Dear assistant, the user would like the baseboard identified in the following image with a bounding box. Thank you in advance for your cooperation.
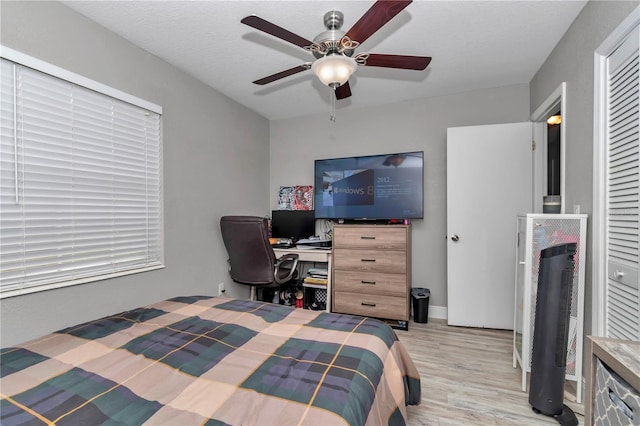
[429,305,447,320]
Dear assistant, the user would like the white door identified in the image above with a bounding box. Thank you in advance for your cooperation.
[604,26,639,340]
[447,123,533,328]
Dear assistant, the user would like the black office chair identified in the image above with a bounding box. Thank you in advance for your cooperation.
[220,216,299,301]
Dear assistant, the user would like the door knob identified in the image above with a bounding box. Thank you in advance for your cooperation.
[451,235,459,242]
[613,270,624,279]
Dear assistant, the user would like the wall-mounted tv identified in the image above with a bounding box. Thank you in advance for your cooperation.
[314,151,424,220]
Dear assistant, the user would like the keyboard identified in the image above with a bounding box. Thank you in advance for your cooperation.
[296,239,332,248]
[272,243,294,249]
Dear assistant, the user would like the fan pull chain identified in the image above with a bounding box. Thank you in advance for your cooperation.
[328,83,339,121]
[330,88,336,122]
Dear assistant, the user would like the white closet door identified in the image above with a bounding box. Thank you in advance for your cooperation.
[605,26,640,340]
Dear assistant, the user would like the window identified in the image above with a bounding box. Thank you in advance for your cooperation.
[0,48,163,298]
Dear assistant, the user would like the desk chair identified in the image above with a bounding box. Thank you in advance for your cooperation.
[220,216,299,301]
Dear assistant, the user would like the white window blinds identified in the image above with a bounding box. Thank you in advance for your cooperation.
[0,55,163,298]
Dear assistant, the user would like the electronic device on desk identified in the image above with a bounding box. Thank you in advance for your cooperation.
[271,210,315,242]
[296,236,332,248]
[272,238,294,249]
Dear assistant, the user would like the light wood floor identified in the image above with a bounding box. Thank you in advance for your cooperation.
[397,319,585,425]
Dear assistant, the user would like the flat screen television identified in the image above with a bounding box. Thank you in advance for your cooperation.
[314,151,424,220]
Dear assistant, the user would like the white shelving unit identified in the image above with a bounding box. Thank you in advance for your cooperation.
[513,213,588,403]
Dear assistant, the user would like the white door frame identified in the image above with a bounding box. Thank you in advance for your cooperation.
[592,6,640,337]
[531,82,567,214]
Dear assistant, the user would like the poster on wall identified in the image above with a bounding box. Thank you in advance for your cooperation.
[293,185,313,210]
[278,185,313,210]
[278,186,294,210]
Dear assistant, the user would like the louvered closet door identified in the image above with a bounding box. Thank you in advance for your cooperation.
[605,26,639,340]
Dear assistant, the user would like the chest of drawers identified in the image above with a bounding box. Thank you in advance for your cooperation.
[332,224,411,321]
[585,336,640,426]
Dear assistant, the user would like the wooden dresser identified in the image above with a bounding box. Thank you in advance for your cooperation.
[332,224,411,321]
[585,336,640,426]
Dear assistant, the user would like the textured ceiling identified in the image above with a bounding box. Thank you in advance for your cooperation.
[61,0,587,121]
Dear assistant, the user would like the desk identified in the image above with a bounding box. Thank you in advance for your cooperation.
[274,247,332,313]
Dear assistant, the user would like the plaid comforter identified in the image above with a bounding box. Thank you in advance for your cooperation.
[1,296,421,425]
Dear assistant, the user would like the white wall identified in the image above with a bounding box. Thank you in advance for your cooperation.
[270,84,530,309]
[529,0,638,334]
[0,1,270,346]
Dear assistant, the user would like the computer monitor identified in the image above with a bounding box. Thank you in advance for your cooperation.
[271,210,315,241]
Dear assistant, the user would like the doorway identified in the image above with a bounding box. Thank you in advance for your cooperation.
[547,110,562,197]
[531,82,567,214]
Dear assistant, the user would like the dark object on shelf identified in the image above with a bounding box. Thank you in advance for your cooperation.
[279,286,297,306]
[304,286,327,310]
[543,195,562,213]
[383,319,408,331]
[529,243,578,426]
[411,288,430,323]
[308,301,326,311]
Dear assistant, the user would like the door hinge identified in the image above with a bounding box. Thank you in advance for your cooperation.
[532,140,536,151]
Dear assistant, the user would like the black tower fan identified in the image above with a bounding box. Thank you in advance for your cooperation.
[528,243,578,426]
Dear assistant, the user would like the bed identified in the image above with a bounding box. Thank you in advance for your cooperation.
[1,296,421,425]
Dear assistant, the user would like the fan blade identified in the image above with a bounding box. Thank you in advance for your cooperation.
[252,64,311,85]
[241,15,313,49]
[335,81,352,100]
[359,54,431,70]
[343,0,412,45]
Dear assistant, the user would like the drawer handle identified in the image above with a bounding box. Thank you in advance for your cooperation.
[608,389,634,419]
[361,302,376,307]
[361,259,376,262]
[360,236,376,240]
[361,280,376,285]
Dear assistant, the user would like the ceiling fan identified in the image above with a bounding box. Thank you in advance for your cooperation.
[241,0,431,119]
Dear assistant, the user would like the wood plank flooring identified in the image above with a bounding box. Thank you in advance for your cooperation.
[397,319,585,425]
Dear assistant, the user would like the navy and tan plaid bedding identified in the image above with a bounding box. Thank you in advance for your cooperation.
[1,296,421,425]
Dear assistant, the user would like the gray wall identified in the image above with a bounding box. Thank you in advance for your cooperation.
[530,0,638,334]
[270,84,530,310]
[0,1,270,347]
[4,0,635,347]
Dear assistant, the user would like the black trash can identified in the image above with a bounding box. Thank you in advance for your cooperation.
[411,288,430,323]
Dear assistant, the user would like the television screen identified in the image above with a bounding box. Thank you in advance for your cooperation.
[314,151,424,220]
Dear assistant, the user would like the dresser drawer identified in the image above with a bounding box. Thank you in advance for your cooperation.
[333,270,406,296]
[594,358,640,426]
[333,291,408,320]
[333,248,406,273]
[333,226,407,250]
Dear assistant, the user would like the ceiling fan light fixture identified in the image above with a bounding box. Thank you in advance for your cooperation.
[312,54,357,87]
